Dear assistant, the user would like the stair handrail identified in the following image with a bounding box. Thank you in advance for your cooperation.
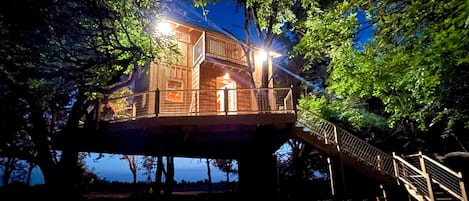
[405,152,468,201]
[297,107,467,201]
[393,153,434,201]
[297,108,395,177]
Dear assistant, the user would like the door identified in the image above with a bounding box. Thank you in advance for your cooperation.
[216,73,237,114]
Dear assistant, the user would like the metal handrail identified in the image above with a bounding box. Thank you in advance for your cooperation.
[297,109,395,176]
[296,107,467,201]
[394,153,434,201]
[406,152,467,201]
[98,87,295,122]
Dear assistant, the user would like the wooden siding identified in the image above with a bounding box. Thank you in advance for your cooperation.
[199,62,256,113]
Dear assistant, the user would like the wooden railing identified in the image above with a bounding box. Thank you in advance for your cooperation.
[193,32,246,66]
[404,152,468,201]
[296,108,468,201]
[297,109,395,176]
[98,88,295,122]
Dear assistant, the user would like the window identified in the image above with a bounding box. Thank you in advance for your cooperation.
[166,79,183,102]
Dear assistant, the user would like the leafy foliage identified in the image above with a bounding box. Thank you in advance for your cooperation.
[294,0,469,152]
[0,0,179,193]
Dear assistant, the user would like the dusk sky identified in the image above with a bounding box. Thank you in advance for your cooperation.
[88,0,247,184]
[30,1,250,185]
[28,1,372,185]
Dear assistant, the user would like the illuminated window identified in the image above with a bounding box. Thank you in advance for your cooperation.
[166,79,183,102]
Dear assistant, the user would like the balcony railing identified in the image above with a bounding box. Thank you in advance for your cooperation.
[193,32,247,67]
[98,88,295,122]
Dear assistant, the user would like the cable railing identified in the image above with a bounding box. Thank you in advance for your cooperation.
[98,87,295,122]
[296,108,467,201]
[405,152,467,201]
[393,153,434,201]
[296,109,395,176]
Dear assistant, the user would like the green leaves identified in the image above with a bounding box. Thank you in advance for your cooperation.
[294,0,469,151]
[246,0,299,35]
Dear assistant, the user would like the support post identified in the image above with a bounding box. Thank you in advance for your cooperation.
[458,172,467,201]
[327,157,336,197]
[224,87,228,116]
[155,88,160,116]
[380,184,387,201]
[419,152,434,201]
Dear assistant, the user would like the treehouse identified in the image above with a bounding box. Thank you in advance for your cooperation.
[106,18,294,119]
[65,17,297,196]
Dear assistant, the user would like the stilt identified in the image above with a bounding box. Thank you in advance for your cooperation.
[327,157,336,197]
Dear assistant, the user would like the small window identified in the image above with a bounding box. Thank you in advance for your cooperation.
[166,79,183,102]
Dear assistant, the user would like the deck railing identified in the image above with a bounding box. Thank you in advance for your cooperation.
[99,87,295,122]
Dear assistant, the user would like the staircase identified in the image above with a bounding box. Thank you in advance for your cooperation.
[295,109,468,201]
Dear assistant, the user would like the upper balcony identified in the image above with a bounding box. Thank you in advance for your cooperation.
[193,32,247,69]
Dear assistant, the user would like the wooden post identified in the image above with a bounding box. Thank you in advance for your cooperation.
[419,152,434,201]
[377,155,383,173]
[458,172,468,201]
[334,125,340,152]
[327,157,336,197]
[392,152,400,185]
[155,89,160,116]
[224,87,228,116]
[95,100,101,129]
[380,184,387,201]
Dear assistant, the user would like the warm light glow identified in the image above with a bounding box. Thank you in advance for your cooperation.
[157,20,172,35]
[255,50,268,62]
[223,73,230,80]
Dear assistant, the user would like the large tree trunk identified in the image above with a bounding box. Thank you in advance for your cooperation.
[29,100,63,197]
[31,93,84,199]
[154,155,164,195]
[164,156,174,196]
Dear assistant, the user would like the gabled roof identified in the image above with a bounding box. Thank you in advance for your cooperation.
[165,1,243,42]
[163,1,281,57]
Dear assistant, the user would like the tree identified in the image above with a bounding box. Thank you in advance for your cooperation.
[121,155,139,194]
[0,0,179,198]
[276,139,329,200]
[294,0,469,154]
[205,158,213,194]
[212,159,237,192]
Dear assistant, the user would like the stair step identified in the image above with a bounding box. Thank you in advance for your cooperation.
[435,198,457,201]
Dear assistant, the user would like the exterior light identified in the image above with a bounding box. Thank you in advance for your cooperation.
[157,20,172,35]
[255,50,268,62]
[223,73,230,80]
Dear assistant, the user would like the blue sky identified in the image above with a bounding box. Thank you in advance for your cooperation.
[28,154,237,185]
[28,1,246,185]
[85,154,237,183]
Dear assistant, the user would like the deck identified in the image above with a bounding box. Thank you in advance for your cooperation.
[60,88,297,158]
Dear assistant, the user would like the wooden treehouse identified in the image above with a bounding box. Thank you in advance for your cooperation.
[62,17,297,196]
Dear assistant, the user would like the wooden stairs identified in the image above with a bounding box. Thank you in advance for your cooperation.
[294,109,467,201]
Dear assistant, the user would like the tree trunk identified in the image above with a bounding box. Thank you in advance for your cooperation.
[29,100,64,198]
[155,155,164,195]
[164,156,174,196]
[206,158,213,194]
[226,171,230,192]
